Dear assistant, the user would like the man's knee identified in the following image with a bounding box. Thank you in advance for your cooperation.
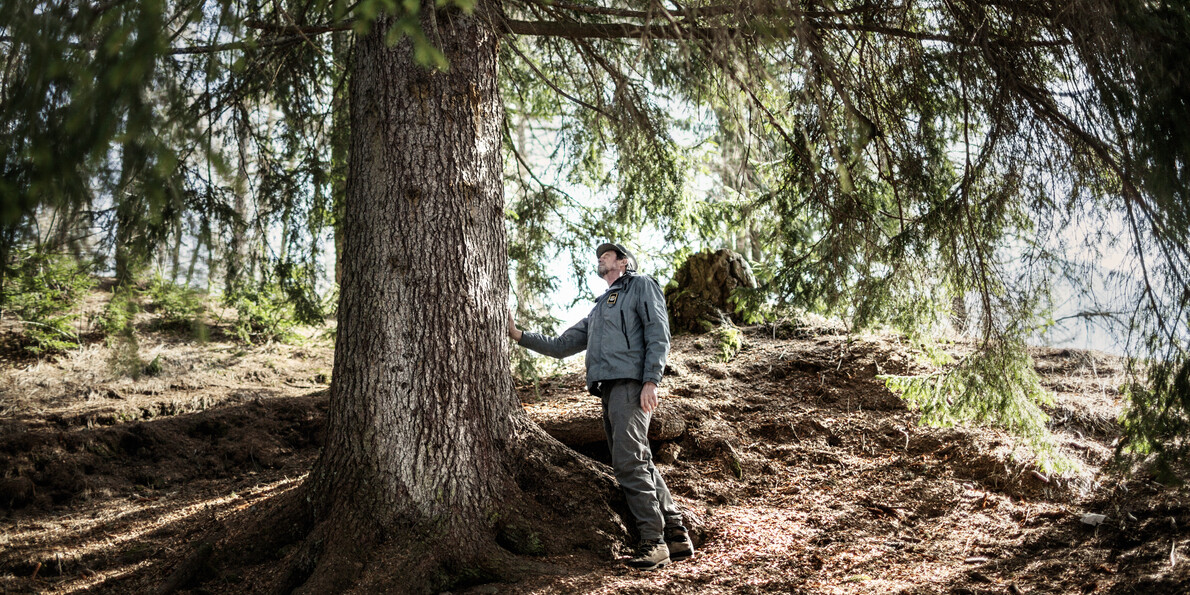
[612,449,655,483]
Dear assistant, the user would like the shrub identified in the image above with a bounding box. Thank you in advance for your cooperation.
[95,287,138,338]
[144,354,163,376]
[882,340,1074,474]
[0,250,92,355]
[107,330,148,379]
[227,282,299,345]
[144,274,207,339]
[728,285,773,325]
[1119,354,1190,482]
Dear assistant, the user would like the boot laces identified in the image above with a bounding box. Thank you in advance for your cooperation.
[635,540,663,557]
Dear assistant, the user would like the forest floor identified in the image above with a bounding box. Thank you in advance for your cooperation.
[1,286,1189,594]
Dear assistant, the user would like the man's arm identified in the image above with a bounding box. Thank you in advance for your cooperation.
[509,311,589,359]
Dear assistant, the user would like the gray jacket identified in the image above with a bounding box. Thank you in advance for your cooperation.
[518,273,670,392]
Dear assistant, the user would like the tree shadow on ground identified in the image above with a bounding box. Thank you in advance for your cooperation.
[0,392,326,593]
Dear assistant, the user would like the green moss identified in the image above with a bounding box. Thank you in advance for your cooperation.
[714,326,743,363]
[729,456,744,480]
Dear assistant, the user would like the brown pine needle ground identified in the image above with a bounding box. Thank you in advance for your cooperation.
[1,292,1188,594]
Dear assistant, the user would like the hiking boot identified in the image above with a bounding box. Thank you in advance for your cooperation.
[626,539,670,570]
[664,526,695,561]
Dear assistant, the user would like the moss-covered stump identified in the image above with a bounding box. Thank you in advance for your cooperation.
[665,249,758,332]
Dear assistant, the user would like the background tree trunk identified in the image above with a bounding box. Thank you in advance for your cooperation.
[331,30,349,289]
[113,147,140,288]
[225,106,250,294]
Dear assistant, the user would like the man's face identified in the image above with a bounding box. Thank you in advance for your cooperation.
[597,250,624,277]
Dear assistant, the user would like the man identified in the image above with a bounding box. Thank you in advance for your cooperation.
[508,242,694,571]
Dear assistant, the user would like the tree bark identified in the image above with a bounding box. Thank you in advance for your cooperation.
[113,147,141,288]
[225,107,250,293]
[168,224,182,283]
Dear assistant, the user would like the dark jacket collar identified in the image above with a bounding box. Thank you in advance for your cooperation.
[597,272,634,300]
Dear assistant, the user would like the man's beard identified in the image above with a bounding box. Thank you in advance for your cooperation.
[597,262,610,276]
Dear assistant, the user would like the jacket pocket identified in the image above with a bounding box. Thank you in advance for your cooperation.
[620,310,631,349]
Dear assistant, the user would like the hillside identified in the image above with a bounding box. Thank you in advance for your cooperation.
[1,290,1188,594]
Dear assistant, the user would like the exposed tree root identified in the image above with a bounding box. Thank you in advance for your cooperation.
[504,412,634,555]
[156,541,213,595]
[180,410,632,594]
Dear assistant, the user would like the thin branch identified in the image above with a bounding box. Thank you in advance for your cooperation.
[168,35,305,55]
[531,0,894,22]
[538,1,654,19]
[505,41,611,117]
[812,21,1070,48]
[244,19,352,34]
[503,116,587,210]
[503,18,728,39]
[204,15,1070,47]
[1053,311,1123,323]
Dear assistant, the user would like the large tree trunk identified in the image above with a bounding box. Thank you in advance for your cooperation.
[256,7,629,594]
[309,0,512,538]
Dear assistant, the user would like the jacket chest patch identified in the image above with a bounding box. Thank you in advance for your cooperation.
[607,293,618,305]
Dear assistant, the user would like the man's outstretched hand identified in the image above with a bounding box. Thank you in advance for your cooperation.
[640,381,659,413]
[507,311,523,342]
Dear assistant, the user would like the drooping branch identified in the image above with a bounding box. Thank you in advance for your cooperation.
[502,18,730,39]
[505,40,611,117]
[815,21,1070,48]
[531,0,901,23]
[244,19,352,34]
[168,35,307,55]
[161,13,1073,47]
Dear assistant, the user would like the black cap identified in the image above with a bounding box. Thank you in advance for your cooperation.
[596,242,637,272]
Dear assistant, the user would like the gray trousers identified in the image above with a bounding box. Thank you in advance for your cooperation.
[601,379,684,541]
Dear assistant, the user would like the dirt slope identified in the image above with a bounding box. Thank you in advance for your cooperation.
[1,293,1188,594]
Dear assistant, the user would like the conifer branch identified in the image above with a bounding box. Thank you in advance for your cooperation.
[244,20,352,34]
[505,41,611,117]
[168,35,307,55]
[537,0,890,21]
[502,18,727,39]
[204,14,1069,48]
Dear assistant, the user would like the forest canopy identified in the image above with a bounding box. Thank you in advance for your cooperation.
[2,0,1189,473]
